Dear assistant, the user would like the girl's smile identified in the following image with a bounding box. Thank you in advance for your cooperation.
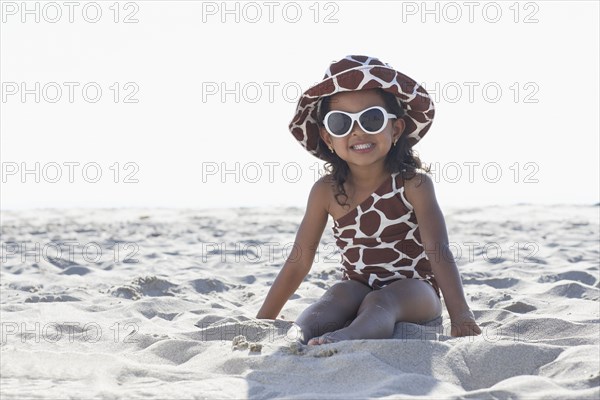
[349,141,375,152]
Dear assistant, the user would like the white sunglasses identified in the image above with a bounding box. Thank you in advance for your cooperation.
[323,106,397,138]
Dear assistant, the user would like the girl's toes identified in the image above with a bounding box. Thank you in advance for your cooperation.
[307,337,323,346]
[308,333,341,345]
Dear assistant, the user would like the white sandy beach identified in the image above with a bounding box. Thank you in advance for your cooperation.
[0,204,598,399]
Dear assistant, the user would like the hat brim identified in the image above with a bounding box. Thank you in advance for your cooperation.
[289,65,435,161]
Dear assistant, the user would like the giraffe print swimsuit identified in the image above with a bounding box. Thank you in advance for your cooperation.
[332,171,441,298]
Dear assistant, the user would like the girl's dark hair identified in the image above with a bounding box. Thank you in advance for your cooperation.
[317,88,431,209]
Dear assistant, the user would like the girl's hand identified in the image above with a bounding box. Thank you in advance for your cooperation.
[450,309,482,337]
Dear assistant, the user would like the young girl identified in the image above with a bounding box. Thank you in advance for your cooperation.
[256,55,481,345]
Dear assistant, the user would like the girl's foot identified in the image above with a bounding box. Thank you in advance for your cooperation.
[307,331,350,345]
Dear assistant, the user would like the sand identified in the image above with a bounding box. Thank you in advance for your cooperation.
[1,204,598,399]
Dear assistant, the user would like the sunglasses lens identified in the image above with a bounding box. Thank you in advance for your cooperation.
[359,108,386,133]
[327,113,353,136]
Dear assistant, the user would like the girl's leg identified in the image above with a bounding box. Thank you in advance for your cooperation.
[290,280,372,345]
[309,278,442,344]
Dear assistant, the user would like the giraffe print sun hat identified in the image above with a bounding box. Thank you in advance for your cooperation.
[289,55,435,161]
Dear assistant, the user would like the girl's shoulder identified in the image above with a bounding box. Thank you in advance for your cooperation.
[306,174,335,215]
[403,171,436,207]
[311,173,336,191]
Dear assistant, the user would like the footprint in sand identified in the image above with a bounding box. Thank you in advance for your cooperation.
[110,276,178,300]
[503,301,537,313]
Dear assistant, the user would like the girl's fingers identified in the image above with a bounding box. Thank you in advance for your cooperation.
[451,321,482,337]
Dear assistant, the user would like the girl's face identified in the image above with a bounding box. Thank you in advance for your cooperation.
[319,89,405,168]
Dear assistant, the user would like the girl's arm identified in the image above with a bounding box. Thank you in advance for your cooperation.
[405,173,482,336]
[256,178,329,320]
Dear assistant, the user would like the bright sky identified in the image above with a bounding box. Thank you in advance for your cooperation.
[1,1,598,210]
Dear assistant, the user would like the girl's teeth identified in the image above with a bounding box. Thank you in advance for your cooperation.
[353,143,373,150]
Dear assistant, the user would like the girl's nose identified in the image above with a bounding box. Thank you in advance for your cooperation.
[350,121,366,136]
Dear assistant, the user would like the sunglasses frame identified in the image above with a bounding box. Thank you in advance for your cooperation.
[323,106,397,138]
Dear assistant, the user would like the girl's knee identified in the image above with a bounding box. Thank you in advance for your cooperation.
[321,280,371,314]
[357,290,393,314]
[357,280,442,322]
[324,280,370,300]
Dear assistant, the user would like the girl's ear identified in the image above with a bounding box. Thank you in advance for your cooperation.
[393,118,406,142]
[319,127,332,147]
